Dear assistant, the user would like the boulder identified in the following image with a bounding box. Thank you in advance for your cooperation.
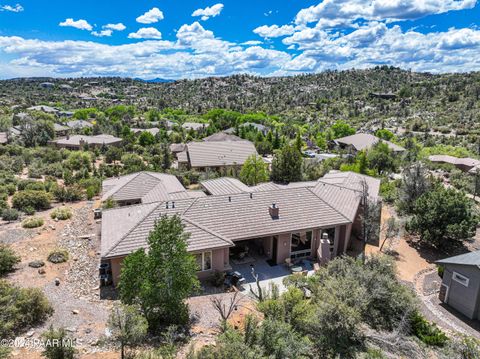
[28,260,45,268]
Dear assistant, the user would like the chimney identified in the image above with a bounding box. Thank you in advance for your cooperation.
[269,203,279,219]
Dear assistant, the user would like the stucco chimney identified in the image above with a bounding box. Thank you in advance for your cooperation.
[269,203,279,219]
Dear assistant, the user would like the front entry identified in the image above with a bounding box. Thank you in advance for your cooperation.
[271,235,278,265]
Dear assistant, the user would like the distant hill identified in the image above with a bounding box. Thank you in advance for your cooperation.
[134,78,174,83]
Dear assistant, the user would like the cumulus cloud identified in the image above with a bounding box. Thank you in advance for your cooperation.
[295,0,477,26]
[91,30,113,37]
[1,3,23,12]
[136,7,164,24]
[59,18,93,31]
[192,3,224,21]
[253,24,296,38]
[128,27,162,39]
[104,23,126,31]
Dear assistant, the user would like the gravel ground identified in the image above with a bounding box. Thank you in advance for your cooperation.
[0,226,35,244]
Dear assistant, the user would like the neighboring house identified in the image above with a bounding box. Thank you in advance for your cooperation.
[131,128,160,137]
[101,171,205,207]
[179,140,258,171]
[437,251,480,320]
[50,134,122,150]
[203,132,243,142]
[429,155,480,173]
[241,122,268,135]
[170,143,187,158]
[100,170,380,285]
[53,123,70,137]
[27,105,58,114]
[39,82,55,89]
[334,133,405,153]
[182,122,209,131]
[0,132,7,145]
[66,120,94,130]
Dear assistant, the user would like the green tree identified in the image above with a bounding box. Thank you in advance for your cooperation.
[107,304,148,359]
[271,144,303,183]
[330,121,355,139]
[41,326,76,359]
[375,129,394,141]
[397,163,431,214]
[408,187,478,249]
[366,142,396,174]
[240,154,269,186]
[138,131,156,147]
[119,215,199,331]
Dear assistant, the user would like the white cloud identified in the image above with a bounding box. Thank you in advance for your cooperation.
[241,40,263,46]
[136,7,164,24]
[295,0,477,26]
[59,18,93,31]
[104,23,126,31]
[128,27,162,39]
[1,3,23,12]
[91,29,113,37]
[253,24,296,38]
[192,3,224,21]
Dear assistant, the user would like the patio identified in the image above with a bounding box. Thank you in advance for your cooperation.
[231,253,315,294]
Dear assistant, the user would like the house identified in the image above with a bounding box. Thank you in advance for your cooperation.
[50,134,122,150]
[170,143,187,158]
[429,155,480,173]
[203,132,243,142]
[66,120,93,130]
[27,105,58,114]
[101,171,205,206]
[53,123,70,137]
[0,132,7,145]
[182,122,209,131]
[437,251,480,320]
[178,140,258,171]
[333,133,405,153]
[100,170,380,285]
[131,128,160,137]
[241,122,268,135]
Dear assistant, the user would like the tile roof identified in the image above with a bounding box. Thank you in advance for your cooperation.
[334,133,405,152]
[429,155,480,169]
[66,120,93,129]
[0,132,7,144]
[203,132,243,142]
[101,171,189,203]
[318,171,381,200]
[182,122,209,131]
[186,140,257,167]
[53,123,70,132]
[131,128,160,136]
[52,134,122,146]
[436,250,480,266]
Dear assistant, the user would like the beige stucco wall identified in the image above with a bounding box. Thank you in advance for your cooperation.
[276,233,291,264]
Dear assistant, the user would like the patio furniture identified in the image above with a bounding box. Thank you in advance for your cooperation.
[291,265,303,274]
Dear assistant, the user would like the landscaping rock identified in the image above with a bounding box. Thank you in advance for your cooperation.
[72,309,79,315]
[38,268,46,275]
[55,278,60,286]
[28,260,45,268]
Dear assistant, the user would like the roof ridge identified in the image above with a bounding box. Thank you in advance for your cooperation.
[181,216,233,247]
[307,186,352,224]
[103,202,161,258]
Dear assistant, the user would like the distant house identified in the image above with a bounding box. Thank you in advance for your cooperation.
[50,134,122,150]
[66,120,94,130]
[203,132,243,142]
[333,133,405,153]
[429,155,480,173]
[53,123,70,137]
[178,140,258,171]
[170,143,187,158]
[241,122,268,135]
[368,92,397,100]
[101,171,205,207]
[39,82,55,89]
[100,170,380,285]
[437,251,480,320]
[182,122,209,131]
[27,105,58,114]
[131,128,160,137]
[0,132,8,145]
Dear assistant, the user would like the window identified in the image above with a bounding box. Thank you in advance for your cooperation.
[290,231,312,259]
[452,272,469,287]
[195,251,212,272]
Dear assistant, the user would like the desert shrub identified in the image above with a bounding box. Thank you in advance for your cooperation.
[23,206,35,215]
[437,265,444,278]
[0,280,53,338]
[50,207,72,220]
[41,326,77,359]
[410,311,448,347]
[53,185,83,202]
[12,190,52,211]
[1,208,19,222]
[22,216,44,228]
[0,245,20,276]
[48,249,69,264]
[209,270,225,287]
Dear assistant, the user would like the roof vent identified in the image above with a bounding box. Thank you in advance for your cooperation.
[228,196,231,202]
[250,193,253,199]
[172,201,175,209]
[165,201,169,209]
[269,203,279,219]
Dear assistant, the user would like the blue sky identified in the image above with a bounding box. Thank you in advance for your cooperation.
[0,0,479,79]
